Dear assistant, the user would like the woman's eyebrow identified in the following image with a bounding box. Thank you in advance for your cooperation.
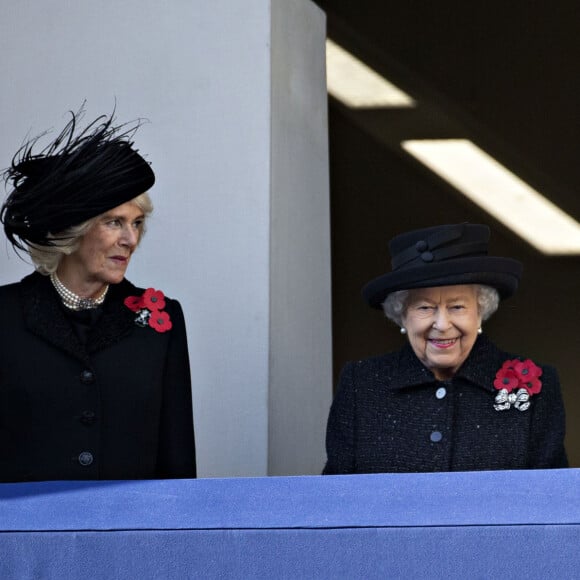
[445,295,469,302]
[102,211,145,221]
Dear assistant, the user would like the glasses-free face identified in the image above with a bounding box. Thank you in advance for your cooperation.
[402,284,482,381]
[57,200,145,297]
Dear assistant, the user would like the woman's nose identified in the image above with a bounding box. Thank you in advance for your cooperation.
[432,309,451,330]
[120,225,138,248]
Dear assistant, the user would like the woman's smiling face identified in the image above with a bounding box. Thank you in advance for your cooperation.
[402,284,482,381]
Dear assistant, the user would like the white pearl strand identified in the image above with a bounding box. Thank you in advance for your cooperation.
[50,272,109,311]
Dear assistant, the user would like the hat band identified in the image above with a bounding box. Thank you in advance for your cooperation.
[392,240,488,271]
[391,225,463,269]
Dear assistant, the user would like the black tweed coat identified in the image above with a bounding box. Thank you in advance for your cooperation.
[323,335,567,474]
[0,272,196,482]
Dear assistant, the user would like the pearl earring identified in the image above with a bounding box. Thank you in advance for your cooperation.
[400,327,407,335]
[477,327,482,334]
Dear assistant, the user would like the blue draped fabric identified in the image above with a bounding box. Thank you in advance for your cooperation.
[1,469,578,578]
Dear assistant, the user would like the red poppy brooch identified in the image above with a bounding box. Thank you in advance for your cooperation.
[124,288,173,333]
[493,358,542,411]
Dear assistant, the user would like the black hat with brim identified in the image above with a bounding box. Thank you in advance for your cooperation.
[362,223,523,309]
[1,108,155,252]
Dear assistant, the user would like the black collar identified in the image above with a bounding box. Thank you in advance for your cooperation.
[388,334,507,392]
[19,272,139,363]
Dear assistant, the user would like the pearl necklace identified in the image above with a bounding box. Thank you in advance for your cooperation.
[50,272,109,311]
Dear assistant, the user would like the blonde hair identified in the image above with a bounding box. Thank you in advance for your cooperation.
[29,192,153,275]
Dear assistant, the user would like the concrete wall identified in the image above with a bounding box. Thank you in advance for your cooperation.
[269,0,331,475]
[0,0,331,477]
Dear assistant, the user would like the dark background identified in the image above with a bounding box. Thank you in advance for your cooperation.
[313,1,580,466]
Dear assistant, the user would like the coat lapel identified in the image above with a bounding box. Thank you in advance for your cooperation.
[86,280,137,353]
[20,272,88,362]
[389,343,436,389]
[454,335,508,393]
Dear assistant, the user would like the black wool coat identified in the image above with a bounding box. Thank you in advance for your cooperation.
[323,335,567,474]
[0,272,196,482]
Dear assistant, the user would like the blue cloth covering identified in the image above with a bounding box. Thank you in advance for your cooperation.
[0,470,578,578]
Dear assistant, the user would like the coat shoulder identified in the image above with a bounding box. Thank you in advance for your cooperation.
[347,351,400,371]
[0,281,21,317]
[0,280,20,297]
[339,350,403,389]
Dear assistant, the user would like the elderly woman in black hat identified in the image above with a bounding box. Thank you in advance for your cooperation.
[0,110,196,482]
[323,223,567,474]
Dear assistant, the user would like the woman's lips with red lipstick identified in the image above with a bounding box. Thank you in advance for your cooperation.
[428,338,458,349]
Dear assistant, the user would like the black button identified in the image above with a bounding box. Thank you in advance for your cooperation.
[415,240,428,252]
[78,451,94,466]
[80,370,95,384]
[421,251,434,262]
[80,410,97,425]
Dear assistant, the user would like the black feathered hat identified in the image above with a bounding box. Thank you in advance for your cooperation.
[362,223,523,308]
[1,108,155,251]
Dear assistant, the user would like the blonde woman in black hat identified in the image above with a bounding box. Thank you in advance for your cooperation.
[323,224,567,474]
[0,110,196,482]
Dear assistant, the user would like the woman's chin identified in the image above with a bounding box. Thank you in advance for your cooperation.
[101,272,126,286]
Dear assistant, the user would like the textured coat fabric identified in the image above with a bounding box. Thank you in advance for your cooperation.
[0,272,196,482]
[323,335,567,474]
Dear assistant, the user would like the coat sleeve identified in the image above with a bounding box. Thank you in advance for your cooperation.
[323,362,356,475]
[527,364,568,469]
[156,299,197,478]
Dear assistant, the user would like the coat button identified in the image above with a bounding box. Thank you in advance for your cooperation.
[430,431,443,443]
[80,370,95,384]
[435,387,447,399]
[80,410,97,425]
[78,451,94,466]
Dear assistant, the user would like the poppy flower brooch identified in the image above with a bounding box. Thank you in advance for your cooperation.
[124,288,173,333]
[493,359,542,411]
